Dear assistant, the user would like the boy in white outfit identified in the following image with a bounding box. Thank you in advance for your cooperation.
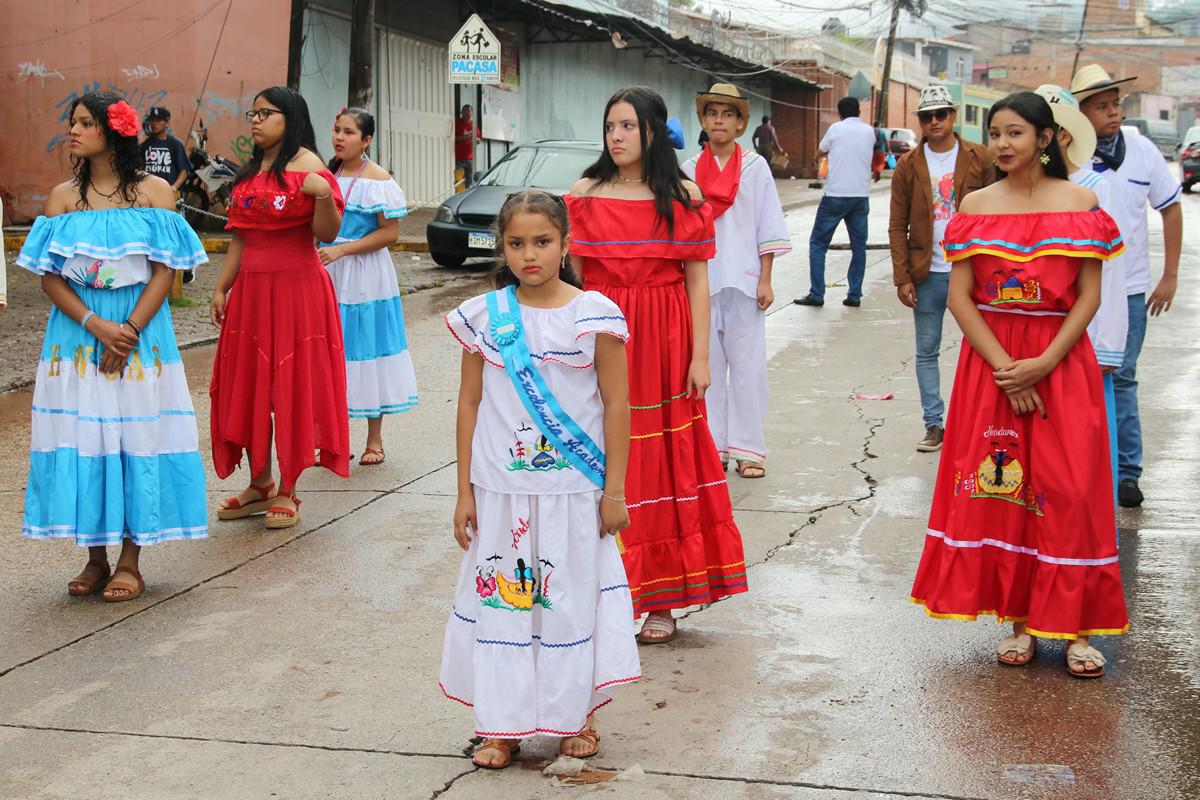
[1035,84,1127,506]
[682,84,791,478]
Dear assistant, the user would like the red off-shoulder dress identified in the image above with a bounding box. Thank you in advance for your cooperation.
[210,170,351,488]
[910,210,1129,639]
[566,195,748,616]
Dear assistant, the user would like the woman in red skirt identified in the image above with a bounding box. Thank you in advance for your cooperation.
[910,92,1129,678]
[209,86,349,529]
[567,86,747,644]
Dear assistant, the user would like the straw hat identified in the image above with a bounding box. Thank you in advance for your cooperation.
[1070,64,1136,102]
[1034,84,1097,169]
[917,85,956,113]
[695,83,750,124]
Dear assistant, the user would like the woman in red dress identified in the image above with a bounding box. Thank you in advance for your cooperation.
[910,92,1128,678]
[209,86,349,529]
[567,86,747,644]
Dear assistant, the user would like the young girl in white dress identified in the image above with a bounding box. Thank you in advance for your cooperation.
[440,191,640,769]
[317,107,417,464]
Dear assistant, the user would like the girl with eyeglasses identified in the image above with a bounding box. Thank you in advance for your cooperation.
[209,86,349,530]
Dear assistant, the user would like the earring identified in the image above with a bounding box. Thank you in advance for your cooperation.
[1039,151,1051,166]
[560,253,568,271]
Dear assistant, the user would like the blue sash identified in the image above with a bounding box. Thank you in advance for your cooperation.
[485,285,606,488]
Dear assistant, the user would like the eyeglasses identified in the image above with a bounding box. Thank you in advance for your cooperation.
[245,108,283,123]
[918,109,952,123]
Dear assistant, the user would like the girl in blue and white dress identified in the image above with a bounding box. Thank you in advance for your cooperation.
[318,108,418,465]
[16,91,209,602]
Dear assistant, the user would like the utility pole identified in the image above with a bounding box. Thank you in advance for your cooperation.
[287,0,305,90]
[875,0,902,128]
[348,0,376,109]
[1071,0,1091,78]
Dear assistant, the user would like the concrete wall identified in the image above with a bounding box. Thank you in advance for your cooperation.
[520,40,762,159]
[1,0,291,224]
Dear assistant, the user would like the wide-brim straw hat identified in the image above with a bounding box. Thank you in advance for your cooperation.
[1070,64,1136,102]
[1035,84,1097,169]
[695,83,750,124]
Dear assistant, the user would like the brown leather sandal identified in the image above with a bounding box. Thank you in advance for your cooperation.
[102,565,145,603]
[217,482,277,520]
[472,738,520,769]
[68,561,111,596]
[265,494,302,530]
[735,460,766,479]
[359,447,385,466]
[559,719,600,759]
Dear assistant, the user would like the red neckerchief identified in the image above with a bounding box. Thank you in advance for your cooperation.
[694,142,742,220]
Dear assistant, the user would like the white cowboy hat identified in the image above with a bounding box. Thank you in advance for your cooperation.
[1035,84,1097,169]
[917,85,956,113]
[1070,64,1136,102]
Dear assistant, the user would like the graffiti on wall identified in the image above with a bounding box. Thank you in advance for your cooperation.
[46,81,170,151]
[121,64,161,81]
[17,59,65,84]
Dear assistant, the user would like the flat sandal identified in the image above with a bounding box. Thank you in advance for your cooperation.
[472,738,520,769]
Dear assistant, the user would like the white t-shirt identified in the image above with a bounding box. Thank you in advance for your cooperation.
[1091,129,1181,295]
[681,150,792,299]
[1072,167,1128,367]
[924,142,960,274]
[446,291,629,496]
[819,117,875,197]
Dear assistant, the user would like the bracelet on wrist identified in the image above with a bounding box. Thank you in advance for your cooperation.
[314,192,332,201]
[79,311,95,330]
[124,318,143,335]
[601,493,626,504]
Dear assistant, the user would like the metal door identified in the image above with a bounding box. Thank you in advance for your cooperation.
[377,30,453,209]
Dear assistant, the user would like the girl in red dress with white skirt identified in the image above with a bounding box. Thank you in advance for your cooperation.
[910,92,1129,678]
[209,87,349,529]
[567,86,748,644]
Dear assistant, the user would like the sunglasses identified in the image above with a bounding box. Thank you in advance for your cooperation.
[918,109,952,123]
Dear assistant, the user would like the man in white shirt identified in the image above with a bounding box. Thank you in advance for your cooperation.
[683,84,792,479]
[1037,83,1127,510]
[795,96,876,308]
[1073,64,1183,508]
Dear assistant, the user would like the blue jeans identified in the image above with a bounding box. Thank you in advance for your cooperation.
[912,271,950,428]
[1113,293,1147,481]
[808,195,869,301]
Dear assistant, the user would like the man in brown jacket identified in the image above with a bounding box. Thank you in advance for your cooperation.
[889,85,994,452]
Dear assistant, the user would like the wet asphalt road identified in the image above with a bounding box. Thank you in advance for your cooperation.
[0,185,1197,799]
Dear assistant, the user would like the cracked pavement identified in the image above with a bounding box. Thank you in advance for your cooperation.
[1,194,1198,799]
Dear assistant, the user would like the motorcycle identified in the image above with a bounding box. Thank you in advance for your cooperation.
[178,125,239,228]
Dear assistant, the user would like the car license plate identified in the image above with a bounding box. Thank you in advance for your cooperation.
[468,232,496,250]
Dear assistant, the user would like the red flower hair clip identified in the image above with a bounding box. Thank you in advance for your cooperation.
[107,100,141,138]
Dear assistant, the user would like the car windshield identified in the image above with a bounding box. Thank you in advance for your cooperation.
[477,146,597,188]
[526,149,597,188]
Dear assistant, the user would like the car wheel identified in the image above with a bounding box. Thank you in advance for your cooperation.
[1184,181,1194,194]
[431,252,467,268]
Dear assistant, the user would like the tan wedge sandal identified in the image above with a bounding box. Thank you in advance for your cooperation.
[217,482,277,520]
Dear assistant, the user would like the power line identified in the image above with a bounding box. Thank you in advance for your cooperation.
[186,0,236,141]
